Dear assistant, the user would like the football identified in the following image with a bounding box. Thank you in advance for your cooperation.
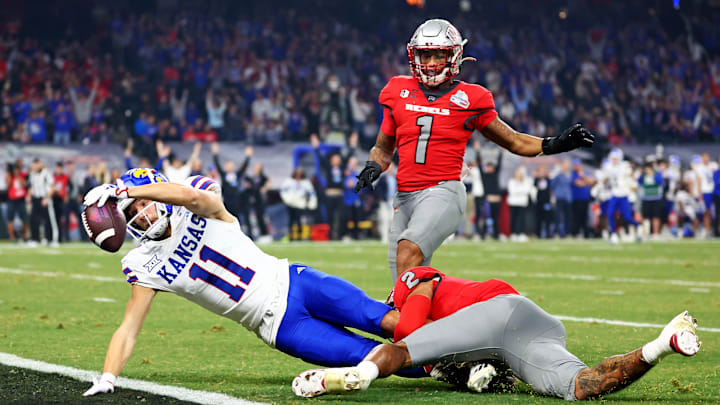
[81,200,127,253]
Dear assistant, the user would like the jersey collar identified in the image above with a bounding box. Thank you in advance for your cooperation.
[418,80,460,103]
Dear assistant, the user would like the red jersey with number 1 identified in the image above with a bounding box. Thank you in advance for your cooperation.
[389,266,519,321]
[379,76,498,192]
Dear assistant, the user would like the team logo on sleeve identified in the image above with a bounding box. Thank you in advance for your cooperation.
[400,89,410,98]
[450,90,470,109]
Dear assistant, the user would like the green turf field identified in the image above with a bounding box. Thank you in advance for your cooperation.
[1,240,718,404]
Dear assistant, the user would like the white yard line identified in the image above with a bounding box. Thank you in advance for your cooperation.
[0,267,121,283]
[0,352,267,405]
[458,267,720,289]
[554,315,720,333]
[4,265,719,333]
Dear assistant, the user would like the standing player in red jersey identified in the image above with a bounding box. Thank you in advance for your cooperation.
[354,19,595,281]
[293,266,702,400]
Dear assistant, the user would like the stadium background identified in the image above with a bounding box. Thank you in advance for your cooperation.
[0,0,719,404]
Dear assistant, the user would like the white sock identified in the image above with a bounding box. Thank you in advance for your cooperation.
[356,361,379,383]
[641,337,671,365]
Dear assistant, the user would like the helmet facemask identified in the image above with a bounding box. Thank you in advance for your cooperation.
[118,198,171,242]
[408,45,461,87]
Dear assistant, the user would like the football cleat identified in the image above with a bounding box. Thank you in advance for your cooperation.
[292,368,364,398]
[466,363,497,392]
[664,311,701,356]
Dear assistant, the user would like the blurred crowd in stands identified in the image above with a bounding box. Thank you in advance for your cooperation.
[3,137,720,245]
[1,0,720,245]
[0,1,718,149]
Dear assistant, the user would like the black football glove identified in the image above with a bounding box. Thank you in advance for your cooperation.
[354,161,382,193]
[541,123,595,155]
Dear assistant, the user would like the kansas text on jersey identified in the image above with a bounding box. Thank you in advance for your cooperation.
[121,206,290,346]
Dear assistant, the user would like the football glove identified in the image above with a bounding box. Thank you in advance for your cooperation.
[83,179,129,207]
[354,161,382,193]
[541,123,595,155]
[82,372,116,396]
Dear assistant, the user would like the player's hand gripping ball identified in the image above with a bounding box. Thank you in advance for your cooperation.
[82,198,127,252]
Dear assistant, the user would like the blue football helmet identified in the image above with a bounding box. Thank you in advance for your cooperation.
[117,168,173,241]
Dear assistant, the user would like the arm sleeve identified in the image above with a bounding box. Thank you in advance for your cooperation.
[237,157,250,178]
[469,91,498,131]
[213,154,226,178]
[380,107,396,136]
[394,294,432,342]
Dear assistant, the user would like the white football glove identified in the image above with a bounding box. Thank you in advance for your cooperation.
[83,179,130,207]
[83,372,116,396]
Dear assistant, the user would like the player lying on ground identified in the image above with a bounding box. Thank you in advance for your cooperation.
[292,267,702,400]
[353,19,595,281]
[81,168,409,396]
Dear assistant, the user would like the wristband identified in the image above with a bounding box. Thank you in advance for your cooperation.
[100,372,117,386]
[541,137,556,155]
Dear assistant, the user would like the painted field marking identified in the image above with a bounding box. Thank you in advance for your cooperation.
[0,267,121,283]
[689,288,711,293]
[92,297,117,303]
[596,290,625,295]
[458,267,720,289]
[554,315,720,333]
[0,352,267,405]
[4,265,719,333]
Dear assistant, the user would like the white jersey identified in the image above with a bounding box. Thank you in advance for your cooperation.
[683,169,700,197]
[121,206,290,346]
[694,162,718,194]
[664,166,681,200]
[591,168,612,202]
[604,161,635,198]
[675,190,699,218]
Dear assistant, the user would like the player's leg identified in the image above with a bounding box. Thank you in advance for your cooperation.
[396,181,466,275]
[6,200,17,241]
[293,295,515,397]
[574,311,701,400]
[288,264,396,337]
[619,197,638,227]
[388,192,412,281]
[498,295,588,400]
[606,197,619,242]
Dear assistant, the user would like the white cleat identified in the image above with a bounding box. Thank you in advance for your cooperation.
[609,233,619,245]
[466,363,497,392]
[664,311,702,356]
[292,368,365,398]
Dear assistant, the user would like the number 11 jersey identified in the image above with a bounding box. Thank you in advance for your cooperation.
[379,76,498,192]
[120,207,290,346]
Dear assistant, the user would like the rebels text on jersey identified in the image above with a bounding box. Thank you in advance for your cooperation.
[390,266,518,320]
[379,76,498,191]
[120,207,290,346]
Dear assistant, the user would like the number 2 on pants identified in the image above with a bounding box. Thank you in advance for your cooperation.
[189,245,256,302]
[415,115,433,164]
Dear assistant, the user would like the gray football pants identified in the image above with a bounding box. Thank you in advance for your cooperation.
[388,181,466,281]
[403,294,588,400]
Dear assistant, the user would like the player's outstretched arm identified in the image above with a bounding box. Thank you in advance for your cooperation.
[129,182,235,222]
[481,118,594,157]
[84,285,156,396]
[355,130,395,192]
